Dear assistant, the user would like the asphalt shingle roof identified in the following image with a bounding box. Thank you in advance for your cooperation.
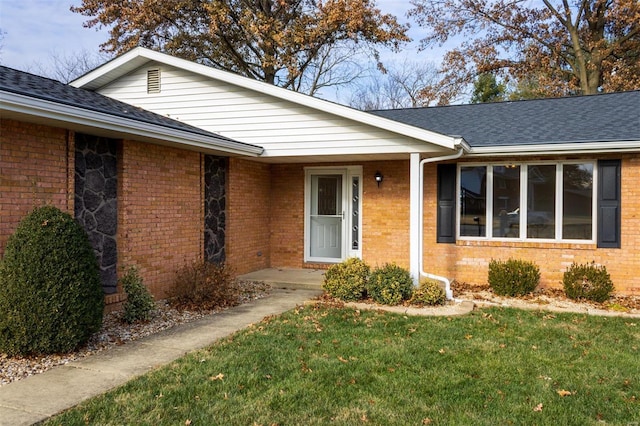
[0,66,248,146]
[370,91,640,147]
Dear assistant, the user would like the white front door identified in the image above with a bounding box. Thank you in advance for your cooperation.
[309,174,344,260]
[305,167,362,263]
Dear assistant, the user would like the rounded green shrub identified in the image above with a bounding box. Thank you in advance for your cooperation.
[488,258,540,297]
[0,206,104,356]
[410,278,446,306]
[367,263,414,305]
[563,262,613,303]
[322,258,370,302]
[121,266,155,324]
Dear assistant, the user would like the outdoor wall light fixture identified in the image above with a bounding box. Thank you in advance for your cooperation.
[374,171,383,188]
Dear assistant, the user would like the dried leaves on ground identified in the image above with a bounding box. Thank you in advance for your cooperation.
[0,280,270,386]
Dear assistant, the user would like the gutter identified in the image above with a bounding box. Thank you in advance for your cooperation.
[418,143,466,300]
[467,140,640,156]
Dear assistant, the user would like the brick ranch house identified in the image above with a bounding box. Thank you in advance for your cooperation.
[2,47,639,308]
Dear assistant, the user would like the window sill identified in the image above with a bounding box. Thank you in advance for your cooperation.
[456,239,597,250]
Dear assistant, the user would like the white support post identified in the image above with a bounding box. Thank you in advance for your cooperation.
[409,153,421,286]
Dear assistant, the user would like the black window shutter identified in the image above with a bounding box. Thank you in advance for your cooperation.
[437,163,457,243]
[597,159,621,248]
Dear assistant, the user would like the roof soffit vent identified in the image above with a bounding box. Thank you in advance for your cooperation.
[147,68,161,94]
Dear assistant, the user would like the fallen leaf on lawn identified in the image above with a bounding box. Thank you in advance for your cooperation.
[265,374,272,379]
[557,389,573,397]
[210,373,225,381]
[438,348,446,354]
[533,403,543,412]
[185,420,192,425]
[338,356,349,363]
[532,345,538,350]
[422,418,432,425]
[465,334,473,340]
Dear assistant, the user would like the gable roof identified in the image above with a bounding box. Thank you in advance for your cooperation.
[1,66,263,156]
[71,47,464,153]
[371,91,640,156]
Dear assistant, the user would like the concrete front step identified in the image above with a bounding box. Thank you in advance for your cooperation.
[238,268,324,291]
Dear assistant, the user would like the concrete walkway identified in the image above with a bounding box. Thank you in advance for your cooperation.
[0,287,322,426]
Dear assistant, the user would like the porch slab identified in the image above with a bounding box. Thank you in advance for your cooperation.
[239,268,324,290]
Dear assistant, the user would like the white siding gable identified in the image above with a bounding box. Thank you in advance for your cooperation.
[96,62,452,161]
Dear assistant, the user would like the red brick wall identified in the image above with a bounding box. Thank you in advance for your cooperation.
[267,161,411,269]
[117,140,203,298]
[262,156,638,294]
[362,161,411,269]
[269,164,304,268]
[422,155,640,294]
[0,120,74,256]
[226,158,272,275]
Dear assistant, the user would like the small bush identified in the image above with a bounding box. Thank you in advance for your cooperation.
[563,262,614,303]
[121,266,155,324]
[367,263,414,305]
[410,278,446,306]
[168,261,239,311]
[0,206,103,356]
[488,258,540,297]
[322,258,370,302]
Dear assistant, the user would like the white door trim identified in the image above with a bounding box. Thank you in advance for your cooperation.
[304,166,362,263]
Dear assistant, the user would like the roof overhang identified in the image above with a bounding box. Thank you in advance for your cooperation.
[72,47,461,152]
[1,90,264,157]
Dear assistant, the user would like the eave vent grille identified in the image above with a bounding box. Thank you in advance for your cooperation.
[147,68,161,94]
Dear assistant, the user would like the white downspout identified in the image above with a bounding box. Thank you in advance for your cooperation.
[417,144,466,300]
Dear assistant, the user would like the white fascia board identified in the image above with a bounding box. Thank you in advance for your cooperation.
[72,47,459,150]
[467,141,640,157]
[1,91,264,156]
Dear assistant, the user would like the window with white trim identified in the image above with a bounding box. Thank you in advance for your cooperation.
[458,162,595,242]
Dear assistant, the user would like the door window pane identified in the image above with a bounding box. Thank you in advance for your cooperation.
[492,165,520,238]
[460,166,486,237]
[527,165,556,239]
[312,175,342,215]
[563,163,593,239]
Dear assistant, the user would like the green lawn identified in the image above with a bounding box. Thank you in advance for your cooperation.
[47,305,639,425]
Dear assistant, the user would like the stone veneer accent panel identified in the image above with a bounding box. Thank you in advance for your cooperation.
[204,156,227,263]
[74,133,118,293]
